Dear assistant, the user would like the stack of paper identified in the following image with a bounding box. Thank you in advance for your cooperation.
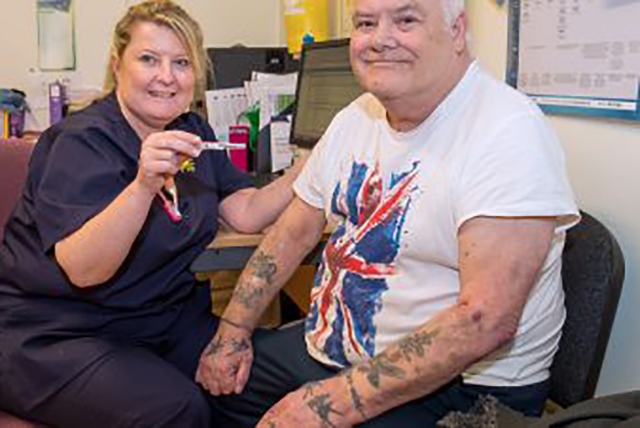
[205,72,298,173]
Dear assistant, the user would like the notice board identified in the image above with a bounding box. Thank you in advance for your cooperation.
[507,0,640,121]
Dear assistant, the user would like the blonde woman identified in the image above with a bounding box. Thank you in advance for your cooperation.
[0,1,303,426]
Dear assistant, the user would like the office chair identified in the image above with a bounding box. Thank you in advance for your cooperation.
[0,138,34,242]
[0,138,48,428]
[548,210,625,409]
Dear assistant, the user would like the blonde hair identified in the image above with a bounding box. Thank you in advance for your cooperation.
[103,0,209,105]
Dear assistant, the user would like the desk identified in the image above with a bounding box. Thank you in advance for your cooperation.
[190,226,328,273]
[191,226,330,323]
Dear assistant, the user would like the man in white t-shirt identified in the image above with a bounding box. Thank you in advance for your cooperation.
[197,0,580,426]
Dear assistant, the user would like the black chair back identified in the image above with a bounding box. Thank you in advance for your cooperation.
[549,211,625,408]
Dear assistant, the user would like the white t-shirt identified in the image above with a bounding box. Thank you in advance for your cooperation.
[294,61,580,387]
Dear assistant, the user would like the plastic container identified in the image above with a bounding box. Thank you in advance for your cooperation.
[283,0,329,54]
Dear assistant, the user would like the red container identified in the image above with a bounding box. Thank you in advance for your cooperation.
[228,125,249,172]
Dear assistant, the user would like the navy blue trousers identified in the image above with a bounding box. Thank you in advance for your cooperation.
[0,286,219,428]
[210,322,549,428]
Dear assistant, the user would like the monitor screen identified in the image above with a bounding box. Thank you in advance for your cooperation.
[290,39,364,149]
[206,46,299,89]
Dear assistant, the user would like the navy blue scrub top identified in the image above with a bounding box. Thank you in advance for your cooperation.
[0,93,253,407]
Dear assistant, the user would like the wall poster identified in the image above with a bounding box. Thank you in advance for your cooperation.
[507,0,640,121]
[37,0,76,70]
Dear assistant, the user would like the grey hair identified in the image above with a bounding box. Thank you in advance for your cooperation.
[441,0,465,26]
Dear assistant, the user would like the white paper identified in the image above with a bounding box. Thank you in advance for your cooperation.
[270,120,293,172]
[252,72,298,86]
[205,88,249,142]
[260,87,295,130]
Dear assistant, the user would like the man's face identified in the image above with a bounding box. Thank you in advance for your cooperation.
[350,0,463,104]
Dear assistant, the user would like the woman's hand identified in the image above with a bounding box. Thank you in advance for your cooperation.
[136,130,202,195]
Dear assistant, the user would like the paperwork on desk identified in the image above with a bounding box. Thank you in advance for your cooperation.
[205,72,297,172]
[205,88,249,142]
[270,120,294,172]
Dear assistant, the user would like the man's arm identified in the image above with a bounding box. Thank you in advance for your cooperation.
[196,196,327,395]
[258,216,556,427]
[218,151,309,234]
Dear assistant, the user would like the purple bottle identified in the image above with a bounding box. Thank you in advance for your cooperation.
[49,81,64,125]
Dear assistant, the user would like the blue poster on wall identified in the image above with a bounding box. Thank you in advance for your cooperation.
[507,0,640,122]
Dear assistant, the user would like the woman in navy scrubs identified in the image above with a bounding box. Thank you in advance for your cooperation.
[0,2,303,427]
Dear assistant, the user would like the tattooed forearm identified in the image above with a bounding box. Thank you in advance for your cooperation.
[234,281,266,308]
[249,250,277,283]
[307,394,343,428]
[354,329,438,390]
[357,355,406,389]
[345,370,368,420]
[234,250,278,309]
[397,330,438,362]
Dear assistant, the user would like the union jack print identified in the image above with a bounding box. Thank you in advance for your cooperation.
[306,160,420,366]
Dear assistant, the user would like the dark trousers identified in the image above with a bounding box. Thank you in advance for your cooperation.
[0,288,219,428]
[210,323,549,428]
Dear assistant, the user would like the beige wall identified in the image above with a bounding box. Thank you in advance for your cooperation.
[467,2,640,396]
[0,0,283,127]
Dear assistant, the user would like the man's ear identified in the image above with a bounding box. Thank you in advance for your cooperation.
[451,12,467,54]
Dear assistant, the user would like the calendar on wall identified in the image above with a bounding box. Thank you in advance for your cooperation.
[507,0,640,121]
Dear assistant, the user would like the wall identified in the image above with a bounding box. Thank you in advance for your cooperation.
[0,0,283,127]
[467,2,640,396]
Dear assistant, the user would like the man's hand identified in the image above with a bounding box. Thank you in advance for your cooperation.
[196,321,253,395]
[257,378,356,428]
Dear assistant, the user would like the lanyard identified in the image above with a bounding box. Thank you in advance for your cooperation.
[158,180,182,223]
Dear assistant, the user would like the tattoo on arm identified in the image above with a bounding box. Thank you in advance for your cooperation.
[357,356,406,389]
[234,282,265,308]
[356,329,438,389]
[397,330,438,362]
[307,394,343,428]
[234,250,278,309]
[250,250,277,282]
[345,370,368,420]
[303,381,321,399]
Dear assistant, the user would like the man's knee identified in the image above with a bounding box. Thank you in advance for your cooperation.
[127,387,211,428]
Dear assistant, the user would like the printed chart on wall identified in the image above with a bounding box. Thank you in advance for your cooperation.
[507,0,640,121]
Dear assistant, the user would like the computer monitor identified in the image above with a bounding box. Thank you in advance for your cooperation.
[290,39,364,149]
[206,46,299,89]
